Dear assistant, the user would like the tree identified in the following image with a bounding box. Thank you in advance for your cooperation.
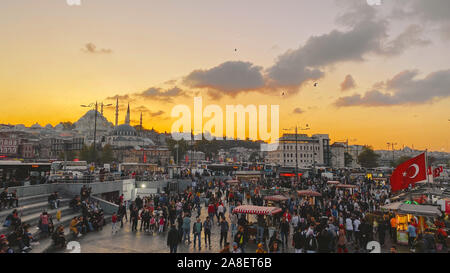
[61,121,75,130]
[357,146,380,168]
[392,156,412,168]
[100,144,115,164]
[166,138,189,164]
[78,144,98,163]
[344,152,353,167]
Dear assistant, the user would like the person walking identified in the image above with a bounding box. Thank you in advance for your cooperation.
[167,224,179,253]
[220,217,229,247]
[193,217,202,250]
[407,222,417,251]
[203,216,212,249]
[182,213,191,244]
[111,212,118,234]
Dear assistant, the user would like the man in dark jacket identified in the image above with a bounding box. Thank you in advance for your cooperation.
[220,217,229,246]
[167,224,179,253]
[292,227,305,253]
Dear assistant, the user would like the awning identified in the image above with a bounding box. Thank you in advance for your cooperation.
[327,181,340,185]
[380,201,403,211]
[297,190,322,197]
[335,184,358,189]
[263,195,289,202]
[225,179,240,184]
[232,205,282,216]
[397,204,442,217]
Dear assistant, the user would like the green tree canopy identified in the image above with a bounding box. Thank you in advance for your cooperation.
[357,146,380,168]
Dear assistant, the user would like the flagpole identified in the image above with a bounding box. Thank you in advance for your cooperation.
[425,149,430,185]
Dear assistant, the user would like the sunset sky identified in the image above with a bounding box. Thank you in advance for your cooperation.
[0,0,449,151]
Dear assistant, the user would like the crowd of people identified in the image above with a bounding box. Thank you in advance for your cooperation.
[109,172,449,254]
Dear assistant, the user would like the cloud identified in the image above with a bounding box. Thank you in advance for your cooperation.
[293,108,304,114]
[183,61,265,95]
[138,86,187,103]
[105,94,132,101]
[340,74,356,91]
[149,110,165,117]
[382,25,431,56]
[81,43,113,54]
[334,69,450,107]
[265,4,427,91]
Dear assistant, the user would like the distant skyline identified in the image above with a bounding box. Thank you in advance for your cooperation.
[1,0,449,152]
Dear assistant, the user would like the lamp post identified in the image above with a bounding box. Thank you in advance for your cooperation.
[81,102,112,165]
[283,124,310,184]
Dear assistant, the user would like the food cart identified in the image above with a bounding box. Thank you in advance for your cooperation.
[263,194,289,207]
[232,205,283,243]
[394,204,442,245]
[297,190,321,205]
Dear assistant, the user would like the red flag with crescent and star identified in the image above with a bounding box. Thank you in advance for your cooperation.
[390,153,427,192]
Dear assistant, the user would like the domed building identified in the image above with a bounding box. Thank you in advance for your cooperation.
[106,103,155,148]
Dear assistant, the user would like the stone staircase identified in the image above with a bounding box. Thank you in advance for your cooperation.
[0,192,112,253]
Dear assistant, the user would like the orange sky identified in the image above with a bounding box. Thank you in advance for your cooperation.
[0,1,449,152]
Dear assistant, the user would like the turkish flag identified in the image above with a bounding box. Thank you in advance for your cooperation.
[433,167,441,178]
[390,153,427,192]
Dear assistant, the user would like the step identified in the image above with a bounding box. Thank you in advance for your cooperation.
[30,211,83,241]
[32,214,113,253]
[17,194,52,206]
[0,206,74,234]
[0,199,70,219]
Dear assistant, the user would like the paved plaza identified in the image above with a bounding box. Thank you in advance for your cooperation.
[53,204,411,253]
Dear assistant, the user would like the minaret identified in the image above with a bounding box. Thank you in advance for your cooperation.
[115,97,119,127]
[125,103,130,125]
[139,112,143,130]
[100,103,103,116]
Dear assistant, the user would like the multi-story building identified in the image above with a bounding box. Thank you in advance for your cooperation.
[50,137,85,158]
[266,133,331,168]
[330,142,346,168]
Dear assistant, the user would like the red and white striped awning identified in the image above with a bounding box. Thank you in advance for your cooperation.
[232,205,282,216]
[225,179,240,184]
[297,190,322,197]
[335,184,358,188]
[263,195,289,202]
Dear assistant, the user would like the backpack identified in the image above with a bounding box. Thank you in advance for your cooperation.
[306,234,318,251]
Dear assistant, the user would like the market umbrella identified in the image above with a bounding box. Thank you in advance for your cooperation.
[263,195,289,202]
[232,205,282,216]
[297,190,322,197]
[335,184,358,189]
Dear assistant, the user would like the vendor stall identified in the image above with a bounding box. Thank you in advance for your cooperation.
[297,190,321,205]
[394,204,442,245]
[232,205,283,243]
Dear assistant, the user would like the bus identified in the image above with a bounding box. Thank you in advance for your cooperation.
[0,161,51,187]
[50,160,88,174]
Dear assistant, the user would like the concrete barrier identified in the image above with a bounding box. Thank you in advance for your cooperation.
[91,196,119,215]
[0,184,56,198]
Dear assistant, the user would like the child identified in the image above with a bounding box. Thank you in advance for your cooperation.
[56,210,61,222]
[159,216,165,233]
[111,212,118,234]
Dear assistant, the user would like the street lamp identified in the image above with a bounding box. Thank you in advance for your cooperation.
[283,124,310,184]
[81,101,111,165]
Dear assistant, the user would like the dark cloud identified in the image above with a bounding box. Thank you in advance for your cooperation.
[138,86,187,103]
[105,94,132,101]
[293,108,304,114]
[334,69,450,107]
[81,43,112,54]
[183,61,265,95]
[265,4,427,91]
[340,75,356,91]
